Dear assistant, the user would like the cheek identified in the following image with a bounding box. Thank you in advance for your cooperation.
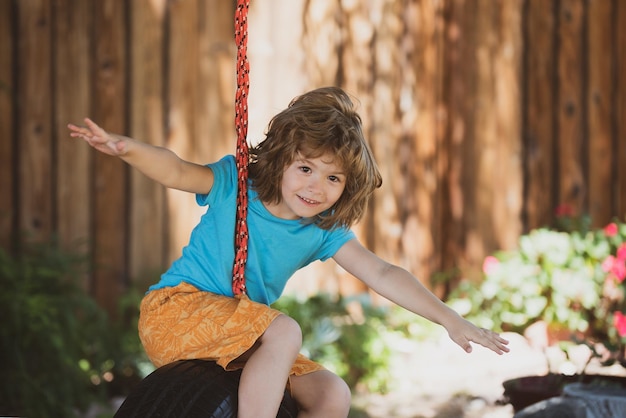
[330,186,346,204]
[280,173,298,192]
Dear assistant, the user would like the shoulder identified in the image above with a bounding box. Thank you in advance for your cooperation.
[312,225,355,261]
[197,155,236,206]
[209,155,236,173]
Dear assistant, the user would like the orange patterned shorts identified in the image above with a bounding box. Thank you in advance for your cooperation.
[138,282,324,376]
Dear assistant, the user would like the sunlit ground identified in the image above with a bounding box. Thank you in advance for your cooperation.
[349,330,540,418]
[349,328,626,418]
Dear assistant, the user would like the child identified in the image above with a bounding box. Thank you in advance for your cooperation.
[69,87,509,418]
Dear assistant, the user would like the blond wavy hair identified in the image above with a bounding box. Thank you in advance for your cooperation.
[249,87,382,230]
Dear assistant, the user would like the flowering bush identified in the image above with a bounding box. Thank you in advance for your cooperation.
[448,216,626,368]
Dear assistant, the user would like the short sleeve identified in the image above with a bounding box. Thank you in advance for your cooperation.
[317,228,355,261]
[196,155,237,207]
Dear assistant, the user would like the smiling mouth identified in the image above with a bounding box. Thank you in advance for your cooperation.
[298,195,320,206]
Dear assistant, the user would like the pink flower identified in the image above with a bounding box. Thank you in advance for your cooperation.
[617,244,626,261]
[613,312,626,338]
[604,222,618,237]
[555,204,574,217]
[603,255,615,273]
[614,262,626,283]
[482,256,499,275]
[602,255,626,282]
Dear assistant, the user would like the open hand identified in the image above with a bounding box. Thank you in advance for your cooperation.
[448,318,510,355]
[68,118,128,156]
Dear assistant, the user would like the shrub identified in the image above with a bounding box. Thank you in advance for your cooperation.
[0,240,148,417]
[447,216,626,368]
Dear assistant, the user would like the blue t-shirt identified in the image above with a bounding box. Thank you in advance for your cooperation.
[149,155,355,305]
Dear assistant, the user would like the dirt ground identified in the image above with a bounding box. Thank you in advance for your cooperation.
[349,331,625,418]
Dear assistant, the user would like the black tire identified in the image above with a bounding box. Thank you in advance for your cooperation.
[114,359,299,417]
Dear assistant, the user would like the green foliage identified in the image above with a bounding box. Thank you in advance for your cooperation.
[0,240,148,417]
[273,293,396,393]
[447,216,626,367]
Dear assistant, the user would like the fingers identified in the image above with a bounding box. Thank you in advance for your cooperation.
[68,119,97,140]
[68,118,108,146]
[84,117,105,135]
[450,320,511,356]
[67,118,125,157]
[468,328,510,355]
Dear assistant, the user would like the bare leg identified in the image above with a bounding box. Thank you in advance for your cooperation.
[290,370,351,418]
[237,315,302,418]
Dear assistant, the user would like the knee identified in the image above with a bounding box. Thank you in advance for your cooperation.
[263,314,302,352]
[305,374,351,416]
[325,376,351,414]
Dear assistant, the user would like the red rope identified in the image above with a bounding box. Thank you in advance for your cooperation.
[232,0,250,296]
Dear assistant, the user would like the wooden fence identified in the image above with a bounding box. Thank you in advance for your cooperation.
[1,0,625,315]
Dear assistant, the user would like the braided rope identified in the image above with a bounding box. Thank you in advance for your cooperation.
[232,0,250,296]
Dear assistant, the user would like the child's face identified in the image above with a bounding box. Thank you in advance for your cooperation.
[264,153,346,220]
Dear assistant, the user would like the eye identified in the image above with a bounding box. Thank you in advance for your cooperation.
[299,166,312,174]
[328,175,342,183]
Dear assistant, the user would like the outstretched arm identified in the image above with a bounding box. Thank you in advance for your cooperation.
[68,118,214,194]
[333,239,510,355]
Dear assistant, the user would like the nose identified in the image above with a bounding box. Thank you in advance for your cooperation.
[306,175,323,194]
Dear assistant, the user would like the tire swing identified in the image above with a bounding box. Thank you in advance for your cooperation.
[114,2,298,417]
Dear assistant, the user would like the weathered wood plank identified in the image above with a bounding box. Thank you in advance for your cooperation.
[523,0,557,230]
[617,0,626,218]
[556,0,585,216]
[17,0,53,243]
[165,0,201,265]
[451,0,523,279]
[92,0,128,315]
[369,0,406,290]
[0,0,15,250]
[490,0,523,250]
[197,0,235,163]
[54,0,92,258]
[586,0,613,226]
[128,0,166,286]
[465,0,496,272]
[441,0,475,275]
[404,0,445,289]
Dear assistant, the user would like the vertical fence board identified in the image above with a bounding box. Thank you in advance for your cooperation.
[405,0,445,289]
[446,0,523,279]
[0,0,14,250]
[463,0,496,274]
[523,0,556,230]
[586,0,613,226]
[369,1,404,279]
[128,0,166,285]
[55,0,92,257]
[92,0,128,314]
[557,0,585,215]
[441,0,474,276]
[491,0,523,250]
[17,0,53,242]
[197,0,235,163]
[618,0,626,217]
[166,0,201,264]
